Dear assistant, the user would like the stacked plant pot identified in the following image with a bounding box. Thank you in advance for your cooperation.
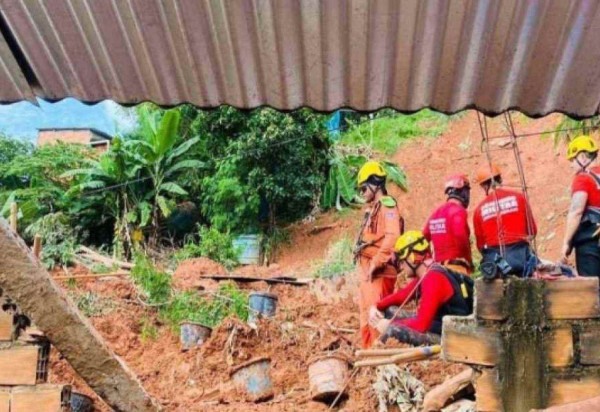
[0,294,71,412]
[442,277,600,412]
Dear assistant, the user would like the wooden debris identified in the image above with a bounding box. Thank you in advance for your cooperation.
[32,235,42,259]
[422,368,473,411]
[354,345,440,368]
[76,246,133,270]
[9,203,17,233]
[52,271,129,281]
[308,224,338,235]
[203,274,312,286]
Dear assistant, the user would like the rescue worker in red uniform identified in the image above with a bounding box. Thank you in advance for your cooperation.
[355,161,402,348]
[562,135,600,278]
[369,231,473,346]
[423,174,473,275]
[473,164,538,278]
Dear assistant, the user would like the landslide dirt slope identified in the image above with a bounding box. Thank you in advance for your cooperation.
[50,111,571,411]
[280,110,569,267]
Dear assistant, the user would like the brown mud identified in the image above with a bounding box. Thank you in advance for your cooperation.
[50,112,571,410]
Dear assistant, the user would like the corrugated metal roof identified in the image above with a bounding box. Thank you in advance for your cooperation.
[0,0,599,116]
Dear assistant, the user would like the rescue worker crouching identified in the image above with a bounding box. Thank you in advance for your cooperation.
[369,231,473,346]
[562,135,600,278]
[423,174,473,276]
[473,164,538,279]
[355,161,403,348]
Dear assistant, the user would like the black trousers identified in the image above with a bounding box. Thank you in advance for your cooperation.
[575,239,600,278]
[382,307,441,346]
[481,242,535,277]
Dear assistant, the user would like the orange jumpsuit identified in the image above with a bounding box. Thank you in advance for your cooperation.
[357,196,402,348]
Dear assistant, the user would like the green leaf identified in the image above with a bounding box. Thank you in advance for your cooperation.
[382,161,408,192]
[165,137,201,164]
[156,196,172,218]
[126,210,138,224]
[156,110,181,157]
[140,201,152,226]
[164,159,205,177]
[335,163,356,204]
[159,182,188,196]
[0,192,16,218]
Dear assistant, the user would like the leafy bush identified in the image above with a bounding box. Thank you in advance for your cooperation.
[160,283,248,329]
[314,237,355,279]
[174,226,240,269]
[130,254,172,305]
[71,291,115,317]
[24,213,77,269]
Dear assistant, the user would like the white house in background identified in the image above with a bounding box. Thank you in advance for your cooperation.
[36,128,112,152]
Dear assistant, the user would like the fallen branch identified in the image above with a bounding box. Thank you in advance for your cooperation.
[308,224,338,235]
[77,246,134,270]
[301,320,356,334]
[52,272,130,281]
[354,345,441,368]
[355,347,417,358]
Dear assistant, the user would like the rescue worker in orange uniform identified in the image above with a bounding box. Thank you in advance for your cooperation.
[354,161,403,348]
[473,164,538,278]
[423,174,473,275]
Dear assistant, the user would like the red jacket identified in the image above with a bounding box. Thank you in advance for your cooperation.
[423,201,472,265]
[376,269,454,333]
[473,188,537,250]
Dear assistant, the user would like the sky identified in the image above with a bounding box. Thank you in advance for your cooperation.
[0,98,138,142]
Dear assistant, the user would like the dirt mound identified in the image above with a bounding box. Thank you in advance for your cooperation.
[172,258,228,290]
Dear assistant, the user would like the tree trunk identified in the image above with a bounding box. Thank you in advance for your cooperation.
[0,219,160,412]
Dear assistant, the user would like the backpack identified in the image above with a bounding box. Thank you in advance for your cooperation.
[432,264,474,314]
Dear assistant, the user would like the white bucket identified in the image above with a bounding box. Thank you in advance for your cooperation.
[233,235,262,265]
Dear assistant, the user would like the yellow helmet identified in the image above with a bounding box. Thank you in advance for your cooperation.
[394,230,430,260]
[567,135,598,160]
[357,161,386,186]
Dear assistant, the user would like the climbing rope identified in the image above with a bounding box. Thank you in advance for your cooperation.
[477,111,507,257]
[503,111,539,259]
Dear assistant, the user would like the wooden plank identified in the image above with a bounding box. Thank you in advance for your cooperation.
[547,326,573,367]
[545,278,600,319]
[422,368,473,411]
[201,274,312,286]
[0,219,159,411]
[0,345,39,385]
[0,310,12,341]
[11,384,71,412]
[548,374,600,407]
[474,368,501,412]
[441,316,501,366]
[580,325,600,365]
[475,280,506,320]
[0,388,9,412]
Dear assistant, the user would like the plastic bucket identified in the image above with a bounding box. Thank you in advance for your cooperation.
[230,357,273,402]
[71,392,93,412]
[248,292,278,323]
[308,355,350,402]
[180,322,212,351]
[232,235,262,265]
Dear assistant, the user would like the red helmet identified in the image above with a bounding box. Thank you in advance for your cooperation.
[444,174,470,191]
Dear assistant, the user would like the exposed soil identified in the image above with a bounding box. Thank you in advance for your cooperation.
[49,112,571,411]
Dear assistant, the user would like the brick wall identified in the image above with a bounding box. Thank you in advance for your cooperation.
[442,278,600,412]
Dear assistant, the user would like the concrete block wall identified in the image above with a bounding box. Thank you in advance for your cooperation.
[442,278,600,412]
[0,296,71,412]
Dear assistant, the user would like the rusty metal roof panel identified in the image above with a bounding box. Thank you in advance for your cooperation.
[0,0,600,116]
[0,24,34,103]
